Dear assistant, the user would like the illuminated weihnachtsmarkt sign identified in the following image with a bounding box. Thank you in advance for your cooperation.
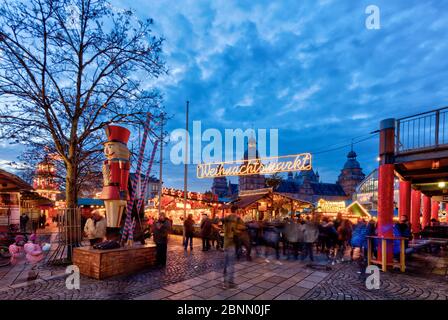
[196,153,312,179]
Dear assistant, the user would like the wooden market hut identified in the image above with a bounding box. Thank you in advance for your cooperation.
[231,188,314,221]
[0,168,53,232]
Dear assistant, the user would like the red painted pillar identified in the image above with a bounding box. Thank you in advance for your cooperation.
[422,195,431,228]
[431,200,439,221]
[377,118,396,263]
[411,189,421,234]
[378,164,395,237]
[399,180,411,220]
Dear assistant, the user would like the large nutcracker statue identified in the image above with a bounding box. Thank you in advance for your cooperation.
[100,125,131,227]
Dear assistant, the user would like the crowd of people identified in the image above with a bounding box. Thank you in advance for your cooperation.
[81,205,437,290]
[191,209,424,289]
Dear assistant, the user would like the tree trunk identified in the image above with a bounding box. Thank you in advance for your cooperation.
[65,161,77,209]
[64,159,80,261]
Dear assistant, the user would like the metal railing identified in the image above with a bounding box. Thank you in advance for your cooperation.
[396,107,448,154]
[47,208,82,265]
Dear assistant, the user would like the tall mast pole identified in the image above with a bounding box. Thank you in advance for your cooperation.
[183,101,189,229]
[158,114,164,216]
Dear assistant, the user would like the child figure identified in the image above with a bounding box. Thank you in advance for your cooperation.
[23,234,44,280]
[9,235,26,265]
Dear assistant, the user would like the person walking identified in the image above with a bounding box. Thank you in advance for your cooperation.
[284,216,301,260]
[247,219,262,257]
[263,221,281,261]
[350,218,368,260]
[84,211,107,246]
[335,219,351,263]
[20,213,29,233]
[222,205,239,289]
[211,217,222,250]
[235,213,251,261]
[200,213,212,251]
[301,215,319,262]
[183,214,195,251]
[151,212,171,266]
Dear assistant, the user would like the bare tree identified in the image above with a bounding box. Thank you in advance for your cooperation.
[266,172,284,189]
[0,0,166,209]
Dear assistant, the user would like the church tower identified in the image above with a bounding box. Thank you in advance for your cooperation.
[211,165,229,198]
[337,147,365,198]
[238,134,266,192]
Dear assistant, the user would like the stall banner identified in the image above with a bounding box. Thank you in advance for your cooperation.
[317,199,346,213]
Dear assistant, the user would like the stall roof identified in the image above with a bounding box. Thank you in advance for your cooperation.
[0,168,33,192]
[232,193,267,209]
[274,193,314,207]
[20,190,54,206]
[232,191,314,209]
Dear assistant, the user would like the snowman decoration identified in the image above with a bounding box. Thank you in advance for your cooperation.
[100,125,131,228]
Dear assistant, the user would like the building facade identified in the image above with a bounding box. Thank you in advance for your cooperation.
[275,148,366,203]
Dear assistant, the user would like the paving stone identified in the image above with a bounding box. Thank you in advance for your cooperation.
[134,288,172,300]
[181,277,208,286]
[274,293,300,300]
[311,271,329,278]
[201,279,221,288]
[265,275,288,284]
[243,285,266,296]
[210,288,240,299]
[192,285,207,292]
[237,282,253,290]
[227,292,255,300]
[297,280,318,289]
[284,286,310,298]
[199,271,222,281]
[265,286,287,296]
[167,289,197,300]
[253,293,276,300]
[277,279,296,289]
[304,275,325,283]
[182,295,204,300]
[194,286,225,299]
[163,282,191,293]
[255,281,277,289]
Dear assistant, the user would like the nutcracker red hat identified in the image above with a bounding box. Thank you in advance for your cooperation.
[104,125,131,145]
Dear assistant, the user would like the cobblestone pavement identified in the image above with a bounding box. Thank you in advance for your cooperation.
[302,262,448,300]
[0,235,447,300]
[0,235,226,300]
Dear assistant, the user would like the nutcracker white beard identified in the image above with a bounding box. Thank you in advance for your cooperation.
[104,200,126,227]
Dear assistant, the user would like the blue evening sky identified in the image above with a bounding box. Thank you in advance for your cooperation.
[1,0,448,192]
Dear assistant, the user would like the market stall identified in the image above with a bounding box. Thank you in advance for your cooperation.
[146,188,226,228]
[231,188,314,221]
[316,198,372,223]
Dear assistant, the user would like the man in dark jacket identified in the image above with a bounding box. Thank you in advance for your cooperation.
[183,214,195,251]
[20,213,29,233]
[151,212,171,266]
[200,213,212,251]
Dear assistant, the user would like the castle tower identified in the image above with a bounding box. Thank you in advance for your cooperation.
[337,147,366,198]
